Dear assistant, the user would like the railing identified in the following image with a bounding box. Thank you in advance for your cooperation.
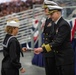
[0,4,44,50]
[0,5,76,50]
[62,6,76,19]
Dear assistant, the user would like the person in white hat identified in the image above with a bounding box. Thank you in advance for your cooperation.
[34,1,74,75]
[41,1,58,75]
[1,20,26,75]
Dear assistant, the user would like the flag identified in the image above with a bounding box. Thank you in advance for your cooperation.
[69,18,76,41]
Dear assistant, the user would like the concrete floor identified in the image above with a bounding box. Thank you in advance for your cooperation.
[0,51,45,75]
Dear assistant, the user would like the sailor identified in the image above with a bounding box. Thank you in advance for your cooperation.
[1,19,26,75]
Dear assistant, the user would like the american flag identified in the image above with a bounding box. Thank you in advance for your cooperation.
[69,18,76,41]
[32,17,46,41]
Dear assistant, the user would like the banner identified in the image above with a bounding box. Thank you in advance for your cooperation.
[68,18,76,41]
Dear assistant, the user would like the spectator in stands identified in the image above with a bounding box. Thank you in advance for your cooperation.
[1,19,26,75]
[0,0,44,17]
[0,12,3,17]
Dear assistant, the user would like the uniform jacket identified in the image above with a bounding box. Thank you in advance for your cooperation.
[43,18,55,57]
[50,17,74,66]
[2,34,23,69]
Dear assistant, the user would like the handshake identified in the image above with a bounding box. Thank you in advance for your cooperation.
[22,43,34,52]
[22,46,43,54]
[22,43,52,54]
[34,44,52,54]
[22,47,33,52]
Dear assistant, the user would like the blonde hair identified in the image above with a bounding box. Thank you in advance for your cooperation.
[5,17,19,34]
[5,26,16,34]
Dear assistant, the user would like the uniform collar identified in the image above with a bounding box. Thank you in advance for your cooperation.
[55,16,62,24]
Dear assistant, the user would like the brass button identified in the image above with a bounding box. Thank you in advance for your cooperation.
[45,33,48,35]
[52,40,53,42]
[56,51,58,53]
[46,38,47,40]
[46,33,48,35]
[53,50,55,52]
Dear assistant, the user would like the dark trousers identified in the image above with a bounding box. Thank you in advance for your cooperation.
[71,38,76,75]
[56,64,74,75]
[1,68,19,75]
[44,57,57,75]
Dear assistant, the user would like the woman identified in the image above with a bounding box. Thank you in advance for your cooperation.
[1,20,25,75]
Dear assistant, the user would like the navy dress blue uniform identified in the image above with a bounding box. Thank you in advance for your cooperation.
[42,18,56,75]
[43,17,74,75]
[72,38,76,75]
[1,34,23,75]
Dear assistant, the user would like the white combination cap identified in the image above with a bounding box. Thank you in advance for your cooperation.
[47,5,63,10]
[43,0,63,10]
[6,20,20,28]
[44,0,58,5]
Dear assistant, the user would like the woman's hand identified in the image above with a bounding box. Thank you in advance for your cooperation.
[22,47,27,52]
[20,68,26,73]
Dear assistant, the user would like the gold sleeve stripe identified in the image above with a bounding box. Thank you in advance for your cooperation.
[49,10,58,14]
[42,43,45,47]
[43,5,48,8]
[45,44,51,52]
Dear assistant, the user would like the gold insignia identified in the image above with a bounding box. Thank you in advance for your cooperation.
[47,23,52,27]
[45,44,52,52]
[42,43,45,47]
[56,28,58,33]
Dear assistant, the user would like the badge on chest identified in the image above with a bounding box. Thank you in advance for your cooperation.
[47,22,52,27]
[56,28,58,34]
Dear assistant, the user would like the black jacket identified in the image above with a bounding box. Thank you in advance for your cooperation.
[50,17,74,66]
[43,18,55,57]
[2,34,23,69]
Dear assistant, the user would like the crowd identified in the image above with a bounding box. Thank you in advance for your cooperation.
[0,0,44,17]
[0,0,76,18]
